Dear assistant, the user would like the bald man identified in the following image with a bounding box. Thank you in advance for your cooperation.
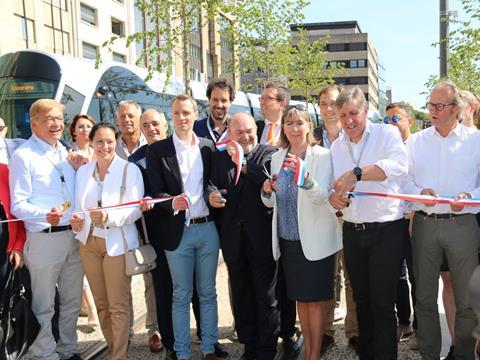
[208,113,279,360]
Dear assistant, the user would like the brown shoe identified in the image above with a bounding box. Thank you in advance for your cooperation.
[149,333,164,353]
[203,353,217,360]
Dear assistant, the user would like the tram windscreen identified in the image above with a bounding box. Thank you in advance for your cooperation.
[0,78,56,139]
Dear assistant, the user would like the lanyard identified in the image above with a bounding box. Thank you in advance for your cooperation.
[94,165,104,207]
[206,114,229,143]
[346,132,370,167]
[33,138,71,209]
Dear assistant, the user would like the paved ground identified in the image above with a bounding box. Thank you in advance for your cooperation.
[25,256,451,359]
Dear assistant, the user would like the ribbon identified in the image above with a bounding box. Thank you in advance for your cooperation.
[294,157,307,187]
[0,195,192,224]
[215,139,244,185]
[348,191,480,207]
[178,194,192,227]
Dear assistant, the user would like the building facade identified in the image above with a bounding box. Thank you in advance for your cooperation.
[291,21,382,112]
[0,0,238,88]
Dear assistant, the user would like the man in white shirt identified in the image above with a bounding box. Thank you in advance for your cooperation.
[404,81,480,360]
[146,95,220,360]
[115,100,147,160]
[9,99,83,360]
[0,116,25,164]
[257,81,290,147]
[329,87,408,360]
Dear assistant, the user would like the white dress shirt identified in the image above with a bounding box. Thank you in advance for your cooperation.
[115,133,147,160]
[0,137,8,164]
[172,132,209,218]
[9,134,76,232]
[259,118,282,146]
[404,124,480,214]
[330,121,408,223]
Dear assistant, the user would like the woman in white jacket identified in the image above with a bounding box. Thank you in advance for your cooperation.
[262,105,342,360]
[71,122,144,360]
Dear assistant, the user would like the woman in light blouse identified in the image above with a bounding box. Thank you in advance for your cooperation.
[71,122,144,360]
[262,105,342,360]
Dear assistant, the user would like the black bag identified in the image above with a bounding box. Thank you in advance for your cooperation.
[0,267,40,360]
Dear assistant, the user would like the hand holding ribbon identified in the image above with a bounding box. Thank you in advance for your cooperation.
[46,207,63,226]
[217,139,244,185]
[71,213,85,233]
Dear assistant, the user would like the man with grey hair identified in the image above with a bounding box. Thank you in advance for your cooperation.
[329,87,408,359]
[404,81,480,360]
[115,100,147,159]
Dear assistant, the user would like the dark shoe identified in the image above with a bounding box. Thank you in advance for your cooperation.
[65,355,82,360]
[165,349,178,360]
[214,343,229,358]
[320,334,335,355]
[282,336,301,357]
[348,336,360,356]
[149,333,164,353]
[203,353,218,360]
[444,346,455,360]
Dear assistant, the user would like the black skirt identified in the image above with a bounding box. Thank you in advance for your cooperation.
[279,238,335,302]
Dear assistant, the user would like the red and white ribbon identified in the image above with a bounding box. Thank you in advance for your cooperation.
[216,139,244,185]
[348,191,480,207]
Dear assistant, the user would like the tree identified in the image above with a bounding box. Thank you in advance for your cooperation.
[100,0,222,94]
[426,0,480,93]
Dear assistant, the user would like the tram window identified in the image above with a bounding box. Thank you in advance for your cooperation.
[61,85,85,124]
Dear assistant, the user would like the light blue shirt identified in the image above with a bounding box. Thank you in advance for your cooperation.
[9,134,76,232]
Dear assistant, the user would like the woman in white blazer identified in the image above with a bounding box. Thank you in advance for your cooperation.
[262,105,342,360]
[71,122,144,360]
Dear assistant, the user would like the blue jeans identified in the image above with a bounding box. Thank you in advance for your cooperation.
[165,221,220,359]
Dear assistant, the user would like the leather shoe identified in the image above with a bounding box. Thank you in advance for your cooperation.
[203,353,217,360]
[214,343,229,358]
[348,336,360,356]
[149,333,163,353]
[282,336,301,357]
[165,349,178,360]
[444,346,455,360]
[320,334,334,355]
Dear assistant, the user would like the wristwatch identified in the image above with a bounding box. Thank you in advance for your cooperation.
[353,166,362,181]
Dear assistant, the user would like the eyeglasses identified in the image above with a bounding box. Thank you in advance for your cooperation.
[426,102,454,112]
[44,116,64,123]
[259,95,279,102]
[284,104,307,112]
[383,115,399,124]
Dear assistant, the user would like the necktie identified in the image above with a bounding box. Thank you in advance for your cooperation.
[266,122,277,145]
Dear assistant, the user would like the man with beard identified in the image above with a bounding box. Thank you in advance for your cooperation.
[194,78,234,143]
[208,112,279,360]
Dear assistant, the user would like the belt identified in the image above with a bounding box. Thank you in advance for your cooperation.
[416,210,469,220]
[343,219,401,232]
[190,215,213,225]
[42,225,72,233]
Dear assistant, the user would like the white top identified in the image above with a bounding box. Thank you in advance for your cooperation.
[0,138,7,164]
[172,132,209,218]
[9,135,76,232]
[115,133,147,160]
[259,118,282,146]
[404,124,480,214]
[262,145,342,261]
[330,121,408,223]
[74,156,144,256]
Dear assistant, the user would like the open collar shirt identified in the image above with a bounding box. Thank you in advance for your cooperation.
[404,124,480,214]
[172,132,209,218]
[330,121,408,223]
[9,134,75,232]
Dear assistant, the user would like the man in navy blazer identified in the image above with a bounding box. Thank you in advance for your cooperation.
[146,95,220,360]
[208,112,279,360]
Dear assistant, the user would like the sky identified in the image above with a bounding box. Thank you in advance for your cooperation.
[302,0,465,110]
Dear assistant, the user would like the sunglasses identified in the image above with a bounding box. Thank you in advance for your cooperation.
[285,104,307,112]
[383,115,399,124]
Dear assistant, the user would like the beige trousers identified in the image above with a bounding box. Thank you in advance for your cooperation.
[80,235,132,360]
[324,250,359,339]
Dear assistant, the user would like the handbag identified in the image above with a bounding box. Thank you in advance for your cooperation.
[0,267,40,360]
[119,163,157,276]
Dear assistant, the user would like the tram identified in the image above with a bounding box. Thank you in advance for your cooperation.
[0,50,320,140]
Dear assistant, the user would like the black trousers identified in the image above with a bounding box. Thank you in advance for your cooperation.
[226,229,279,360]
[343,219,405,360]
[276,259,297,340]
[151,244,202,351]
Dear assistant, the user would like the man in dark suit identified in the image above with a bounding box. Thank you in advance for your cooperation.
[208,112,279,360]
[146,95,220,360]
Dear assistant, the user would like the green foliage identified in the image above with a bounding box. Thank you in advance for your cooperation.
[426,0,480,93]
[99,0,222,94]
